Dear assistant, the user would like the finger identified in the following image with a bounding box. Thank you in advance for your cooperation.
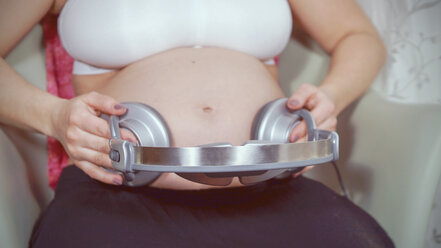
[82,133,111,154]
[292,117,337,143]
[317,116,338,132]
[289,102,335,142]
[309,104,332,127]
[289,120,307,142]
[287,84,318,110]
[79,115,139,144]
[120,128,139,144]
[293,166,315,178]
[66,126,110,154]
[296,136,308,143]
[82,91,127,116]
[75,147,113,168]
[305,95,319,110]
[75,160,123,185]
[78,114,112,139]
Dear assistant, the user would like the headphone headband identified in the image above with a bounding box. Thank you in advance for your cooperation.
[105,99,339,186]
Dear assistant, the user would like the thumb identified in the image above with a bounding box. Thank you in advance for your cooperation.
[286,84,317,110]
[82,91,127,116]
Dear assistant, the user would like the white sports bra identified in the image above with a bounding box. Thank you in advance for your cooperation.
[58,0,293,75]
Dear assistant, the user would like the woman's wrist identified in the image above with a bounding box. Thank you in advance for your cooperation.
[45,97,68,139]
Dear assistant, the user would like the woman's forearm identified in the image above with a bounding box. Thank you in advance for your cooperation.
[0,57,63,137]
[319,31,386,115]
[288,0,387,115]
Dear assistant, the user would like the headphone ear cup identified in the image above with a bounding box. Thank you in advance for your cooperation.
[119,102,172,147]
[251,98,301,143]
[245,98,297,184]
[117,102,172,186]
[250,100,271,140]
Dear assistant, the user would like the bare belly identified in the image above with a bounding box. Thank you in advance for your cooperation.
[73,47,285,190]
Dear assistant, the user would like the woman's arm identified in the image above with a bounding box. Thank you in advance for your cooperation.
[0,0,133,185]
[286,0,386,141]
[0,0,58,135]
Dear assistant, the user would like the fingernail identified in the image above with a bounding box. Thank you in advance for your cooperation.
[288,100,299,107]
[113,178,123,185]
[114,104,125,110]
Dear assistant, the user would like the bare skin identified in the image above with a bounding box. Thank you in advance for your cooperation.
[0,0,386,189]
[73,47,285,189]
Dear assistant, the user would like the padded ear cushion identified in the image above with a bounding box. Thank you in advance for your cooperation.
[118,102,172,186]
[251,98,301,142]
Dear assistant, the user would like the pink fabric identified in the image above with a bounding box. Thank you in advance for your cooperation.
[42,14,75,190]
[274,55,280,66]
[41,14,281,190]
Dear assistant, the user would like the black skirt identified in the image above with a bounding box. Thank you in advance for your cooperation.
[30,166,394,248]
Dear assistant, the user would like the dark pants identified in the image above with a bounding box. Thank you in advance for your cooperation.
[30,166,394,248]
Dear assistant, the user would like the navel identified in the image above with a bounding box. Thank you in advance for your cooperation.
[202,106,213,113]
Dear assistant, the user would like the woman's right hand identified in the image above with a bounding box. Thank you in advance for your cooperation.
[50,91,138,185]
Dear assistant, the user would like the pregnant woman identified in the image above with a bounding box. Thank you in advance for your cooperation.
[0,0,393,247]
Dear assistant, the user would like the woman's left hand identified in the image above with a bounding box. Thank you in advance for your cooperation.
[286,83,337,177]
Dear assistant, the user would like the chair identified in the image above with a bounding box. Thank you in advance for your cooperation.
[279,39,441,248]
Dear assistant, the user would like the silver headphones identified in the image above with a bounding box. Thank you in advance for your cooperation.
[104,98,339,186]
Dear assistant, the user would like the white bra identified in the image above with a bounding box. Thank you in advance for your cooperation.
[58,0,293,75]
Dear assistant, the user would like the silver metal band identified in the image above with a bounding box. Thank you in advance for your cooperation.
[110,129,338,174]
[133,139,332,172]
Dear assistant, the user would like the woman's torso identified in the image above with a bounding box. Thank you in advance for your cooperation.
[58,0,293,190]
